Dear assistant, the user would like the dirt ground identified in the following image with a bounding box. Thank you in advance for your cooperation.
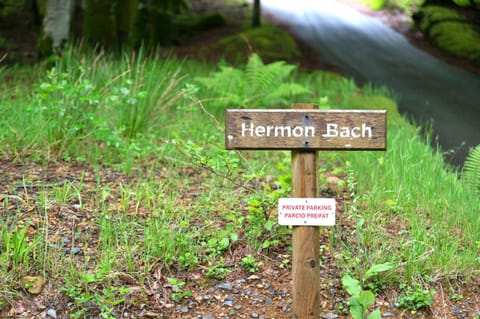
[1,159,479,319]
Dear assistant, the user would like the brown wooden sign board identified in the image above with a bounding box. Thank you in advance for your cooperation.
[225,109,386,150]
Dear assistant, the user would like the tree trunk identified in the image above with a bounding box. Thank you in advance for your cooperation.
[83,0,116,47]
[116,0,138,47]
[38,0,74,57]
[252,0,261,27]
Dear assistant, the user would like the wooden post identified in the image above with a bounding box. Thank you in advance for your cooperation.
[291,103,319,318]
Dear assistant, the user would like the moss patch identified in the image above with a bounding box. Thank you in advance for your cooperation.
[175,13,227,35]
[215,24,301,65]
[416,5,480,66]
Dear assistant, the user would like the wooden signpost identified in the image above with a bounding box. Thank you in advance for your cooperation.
[225,104,386,318]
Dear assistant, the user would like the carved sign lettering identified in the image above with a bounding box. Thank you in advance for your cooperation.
[225,109,386,150]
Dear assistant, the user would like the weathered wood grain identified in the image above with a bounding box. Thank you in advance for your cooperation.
[291,104,320,318]
[225,109,386,150]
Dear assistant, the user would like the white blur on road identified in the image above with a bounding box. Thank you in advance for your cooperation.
[261,0,480,164]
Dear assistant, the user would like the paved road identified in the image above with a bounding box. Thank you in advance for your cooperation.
[262,0,480,165]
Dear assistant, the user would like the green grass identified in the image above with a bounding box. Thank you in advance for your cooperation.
[0,47,479,316]
[344,121,480,280]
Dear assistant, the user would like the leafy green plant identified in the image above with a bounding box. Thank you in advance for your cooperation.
[35,67,99,154]
[241,157,291,250]
[341,262,394,319]
[342,274,381,319]
[241,254,259,272]
[245,189,282,249]
[203,233,233,257]
[180,138,243,178]
[62,271,130,319]
[463,145,480,197]
[167,277,192,302]
[204,258,231,279]
[448,289,463,302]
[1,223,39,269]
[196,53,310,110]
[397,283,435,311]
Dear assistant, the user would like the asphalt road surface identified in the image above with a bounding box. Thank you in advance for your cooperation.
[262,0,480,165]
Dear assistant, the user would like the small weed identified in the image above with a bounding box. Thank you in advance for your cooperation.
[241,254,259,273]
[342,274,381,319]
[0,223,40,269]
[62,271,130,319]
[341,262,394,319]
[167,277,192,302]
[204,259,231,280]
[178,252,199,270]
[244,172,291,249]
[397,283,435,311]
[449,292,463,302]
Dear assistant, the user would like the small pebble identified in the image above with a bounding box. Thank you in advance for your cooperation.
[68,247,82,255]
[46,309,57,319]
[282,306,292,313]
[218,282,233,291]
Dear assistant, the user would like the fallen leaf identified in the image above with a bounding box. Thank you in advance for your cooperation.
[143,311,160,317]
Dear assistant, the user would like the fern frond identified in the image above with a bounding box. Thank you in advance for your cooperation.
[245,53,264,78]
[463,145,480,196]
[246,54,297,95]
[196,53,309,109]
[196,66,246,107]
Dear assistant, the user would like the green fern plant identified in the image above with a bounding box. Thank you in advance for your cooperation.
[463,145,480,197]
[196,53,310,109]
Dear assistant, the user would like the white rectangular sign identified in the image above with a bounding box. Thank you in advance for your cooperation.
[278,198,336,226]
